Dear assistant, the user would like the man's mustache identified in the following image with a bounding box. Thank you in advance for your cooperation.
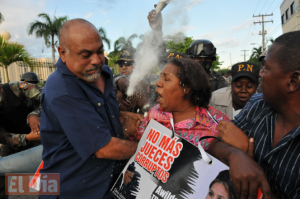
[85,65,101,73]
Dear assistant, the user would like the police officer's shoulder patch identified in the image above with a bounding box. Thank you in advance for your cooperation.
[19,82,28,90]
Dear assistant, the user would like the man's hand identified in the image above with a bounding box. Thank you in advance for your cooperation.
[147,4,163,31]
[28,115,40,134]
[26,131,41,142]
[122,117,141,138]
[218,121,249,152]
[228,149,272,199]
[120,111,144,122]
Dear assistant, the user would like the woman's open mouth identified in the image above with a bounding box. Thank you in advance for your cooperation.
[239,95,248,102]
[122,99,131,107]
[157,94,163,102]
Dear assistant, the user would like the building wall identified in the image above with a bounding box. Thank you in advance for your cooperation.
[281,0,300,33]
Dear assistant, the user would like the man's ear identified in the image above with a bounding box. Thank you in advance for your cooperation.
[58,46,67,63]
[287,71,300,92]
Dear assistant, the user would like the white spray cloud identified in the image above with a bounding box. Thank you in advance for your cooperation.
[126,0,207,96]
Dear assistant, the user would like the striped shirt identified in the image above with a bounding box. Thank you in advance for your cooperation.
[233,94,300,199]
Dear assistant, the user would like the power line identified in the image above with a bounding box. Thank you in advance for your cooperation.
[268,24,282,38]
[271,1,282,13]
[243,0,263,49]
[265,0,276,13]
[253,0,262,14]
[259,0,271,14]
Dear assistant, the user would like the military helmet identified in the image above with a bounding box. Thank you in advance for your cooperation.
[20,72,39,84]
[186,39,216,61]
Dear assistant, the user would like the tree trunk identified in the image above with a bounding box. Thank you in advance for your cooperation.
[5,66,9,83]
[51,35,56,65]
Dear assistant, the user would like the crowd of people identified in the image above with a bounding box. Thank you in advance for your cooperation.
[0,6,299,199]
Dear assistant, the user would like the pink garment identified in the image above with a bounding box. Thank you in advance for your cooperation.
[134,104,230,150]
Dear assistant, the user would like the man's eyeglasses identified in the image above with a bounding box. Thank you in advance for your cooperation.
[118,61,134,68]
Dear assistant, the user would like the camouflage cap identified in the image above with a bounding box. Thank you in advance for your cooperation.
[259,50,268,62]
[116,47,136,63]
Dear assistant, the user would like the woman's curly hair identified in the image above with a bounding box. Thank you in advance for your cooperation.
[167,58,212,108]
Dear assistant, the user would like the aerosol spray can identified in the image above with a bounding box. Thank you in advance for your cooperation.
[155,0,171,17]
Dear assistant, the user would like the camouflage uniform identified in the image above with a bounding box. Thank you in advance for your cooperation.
[113,73,128,91]
[0,81,41,157]
[226,76,232,85]
[208,71,228,92]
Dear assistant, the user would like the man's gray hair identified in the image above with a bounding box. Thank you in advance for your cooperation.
[59,18,97,54]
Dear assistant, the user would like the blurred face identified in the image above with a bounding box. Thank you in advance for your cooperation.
[156,64,189,112]
[119,61,134,75]
[231,77,257,110]
[58,24,105,83]
[260,44,289,105]
[193,58,212,73]
[206,183,230,199]
[124,170,134,185]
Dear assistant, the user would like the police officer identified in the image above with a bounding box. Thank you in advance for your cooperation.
[20,72,39,84]
[186,40,228,91]
[115,47,136,76]
[0,81,42,157]
[113,47,136,90]
[0,81,42,197]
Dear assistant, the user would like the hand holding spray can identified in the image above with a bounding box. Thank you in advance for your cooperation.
[155,0,171,17]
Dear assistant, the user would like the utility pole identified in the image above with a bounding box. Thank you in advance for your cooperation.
[241,50,249,62]
[253,14,273,51]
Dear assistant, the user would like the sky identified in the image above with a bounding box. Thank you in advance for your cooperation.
[0,0,285,68]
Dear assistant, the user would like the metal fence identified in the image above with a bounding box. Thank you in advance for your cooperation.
[17,59,57,82]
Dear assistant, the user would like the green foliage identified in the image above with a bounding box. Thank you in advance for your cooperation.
[27,13,67,64]
[113,34,139,53]
[211,54,223,71]
[98,27,111,50]
[164,32,194,53]
[108,54,120,74]
[0,36,33,82]
[0,12,4,24]
[247,46,262,65]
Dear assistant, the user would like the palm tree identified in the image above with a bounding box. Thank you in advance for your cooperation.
[0,36,33,82]
[0,12,4,24]
[250,46,262,60]
[27,13,67,65]
[113,34,138,53]
[98,27,111,50]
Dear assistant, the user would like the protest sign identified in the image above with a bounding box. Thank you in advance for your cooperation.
[111,119,234,199]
